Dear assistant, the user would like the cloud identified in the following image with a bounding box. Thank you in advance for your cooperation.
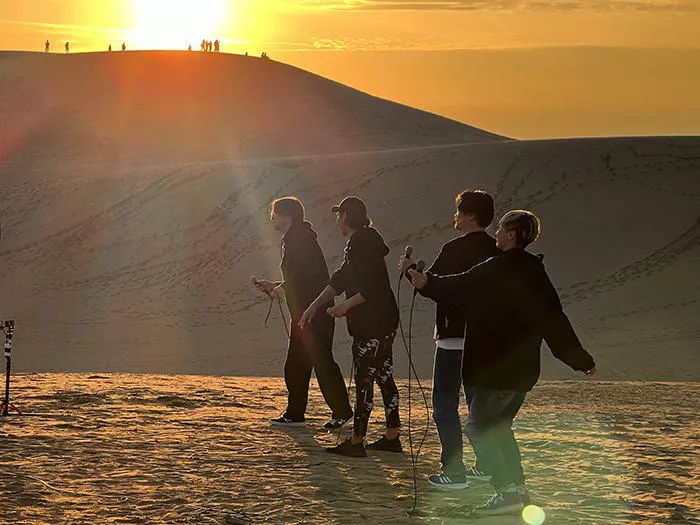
[0,19,128,37]
[294,0,699,12]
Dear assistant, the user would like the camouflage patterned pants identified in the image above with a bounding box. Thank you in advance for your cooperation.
[351,331,400,437]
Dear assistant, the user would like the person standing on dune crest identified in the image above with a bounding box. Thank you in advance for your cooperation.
[409,209,597,516]
[253,197,353,431]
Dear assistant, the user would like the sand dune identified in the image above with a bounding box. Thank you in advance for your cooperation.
[0,51,699,381]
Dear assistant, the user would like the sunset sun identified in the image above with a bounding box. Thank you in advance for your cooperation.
[130,0,228,49]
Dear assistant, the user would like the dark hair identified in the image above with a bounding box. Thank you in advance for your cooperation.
[271,196,305,224]
[346,214,371,230]
[500,210,541,248]
[455,190,494,228]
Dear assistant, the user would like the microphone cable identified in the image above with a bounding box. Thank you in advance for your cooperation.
[395,269,431,517]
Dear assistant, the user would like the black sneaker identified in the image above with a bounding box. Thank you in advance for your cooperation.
[365,435,403,453]
[473,489,524,516]
[322,415,354,431]
[427,473,469,490]
[465,465,491,482]
[515,483,531,506]
[270,415,305,426]
[326,437,366,457]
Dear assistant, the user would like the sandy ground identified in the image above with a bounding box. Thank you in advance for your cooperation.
[0,374,698,525]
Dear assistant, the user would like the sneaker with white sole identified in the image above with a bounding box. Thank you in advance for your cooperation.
[270,415,305,426]
[322,415,354,431]
[473,488,524,516]
[515,483,531,506]
[465,465,491,482]
[427,473,469,490]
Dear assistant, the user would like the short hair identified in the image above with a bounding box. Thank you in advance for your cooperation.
[499,210,541,247]
[455,190,495,228]
[271,196,305,224]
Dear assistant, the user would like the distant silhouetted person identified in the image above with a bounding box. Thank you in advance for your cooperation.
[245,51,248,56]
[214,39,220,52]
[208,40,213,52]
[188,44,192,51]
[65,42,70,54]
[122,42,126,52]
[201,39,206,52]
[108,44,112,52]
[44,40,50,53]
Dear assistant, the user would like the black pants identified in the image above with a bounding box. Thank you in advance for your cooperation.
[352,332,400,437]
[284,314,352,421]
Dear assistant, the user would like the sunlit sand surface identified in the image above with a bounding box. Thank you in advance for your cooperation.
[1,374,697,524]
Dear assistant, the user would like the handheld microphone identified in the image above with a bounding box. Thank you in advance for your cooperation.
[412,260,426,296]
[401,245,416,281]
[251,276,271,297]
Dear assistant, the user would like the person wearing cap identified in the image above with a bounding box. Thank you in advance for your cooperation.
[253,197,353,430]
[401,190,501,490]
[408,209,597,516]
[300,196,401,457]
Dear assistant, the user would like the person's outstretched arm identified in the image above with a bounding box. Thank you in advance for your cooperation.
[539,272,596,374]
[299,285,340,329]
[409,259,486,304]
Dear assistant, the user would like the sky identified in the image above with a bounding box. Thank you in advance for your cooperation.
[1,0,698,138]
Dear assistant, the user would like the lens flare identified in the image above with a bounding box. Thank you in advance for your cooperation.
[522,505,546,525]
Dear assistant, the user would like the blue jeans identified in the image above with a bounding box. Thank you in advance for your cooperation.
[464,387,526,491]
[432,347,465,477]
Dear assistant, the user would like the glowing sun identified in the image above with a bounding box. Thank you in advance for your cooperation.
[130,0,228,49]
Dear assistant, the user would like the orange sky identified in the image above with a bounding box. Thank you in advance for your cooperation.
[1,1,698,138]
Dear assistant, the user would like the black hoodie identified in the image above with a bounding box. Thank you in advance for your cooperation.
[420,248,595,392]
[281,221,333,322]
[329,226,399,339]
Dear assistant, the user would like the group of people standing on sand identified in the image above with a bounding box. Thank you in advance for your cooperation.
[252,190,597,517]
[201,39,220,52]
[44,40,126,54]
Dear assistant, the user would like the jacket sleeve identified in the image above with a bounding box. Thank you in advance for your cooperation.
[419,260,485,304]
[540,272,596,372]
[329,257,349,295]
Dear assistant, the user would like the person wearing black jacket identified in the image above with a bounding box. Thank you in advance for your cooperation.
[401,190,500,490]
[300,196,401,458]
[409,209,597,516]
[254,197,353,430]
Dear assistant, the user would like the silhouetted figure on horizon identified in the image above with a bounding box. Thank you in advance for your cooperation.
[245,51,248,56]
[188,44,192,51]
[208,40,213,52]
[44,40,50,53]
[108,44,112,52]
[65,42,70,54]
[122,42,126,52]
[201,39,206,51]
[214,39,220,52]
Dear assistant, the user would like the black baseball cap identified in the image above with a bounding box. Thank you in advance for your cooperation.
[331,196,367,217]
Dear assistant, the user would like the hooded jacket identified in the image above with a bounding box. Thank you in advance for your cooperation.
[329,226,399,339]
[281,221,333,322]
[420,248,595,391]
